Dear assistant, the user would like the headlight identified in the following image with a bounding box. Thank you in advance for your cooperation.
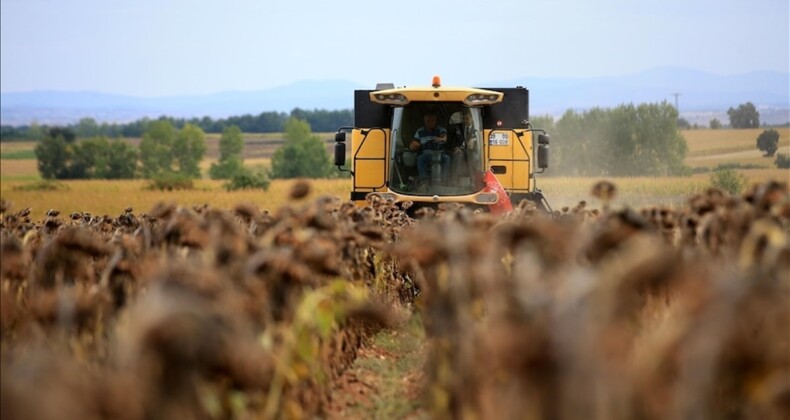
[372,93,409,105]
[475,192,499,203]
[464,93,501,105]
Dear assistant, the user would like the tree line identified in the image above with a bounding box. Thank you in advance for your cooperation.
[1,108,353,141]
[34,117,340,187]
[21,100,779,181]
[532,102,689,177]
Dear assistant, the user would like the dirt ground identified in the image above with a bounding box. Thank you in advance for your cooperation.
[326,315,428,419]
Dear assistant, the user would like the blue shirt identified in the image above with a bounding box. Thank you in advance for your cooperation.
[414,126,447,150]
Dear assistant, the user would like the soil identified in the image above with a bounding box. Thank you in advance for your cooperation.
[325,315,428,419]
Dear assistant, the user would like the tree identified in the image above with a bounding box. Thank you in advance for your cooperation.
[548,102,688,177]
[76,117,100,138]
[709,118,722,129]
[107,141,138,179]
[270,117,333,179]
[727,102,760,128]
[756,129,780,157]
[138,121,205,179]
[71,137,111,178]
[529,115,555,132]
[139,120,176,177]
[552,108,611,176]
[172,123,206,178]
[676,117,691,129]
[209,125,245,179]
[35,129,73,179]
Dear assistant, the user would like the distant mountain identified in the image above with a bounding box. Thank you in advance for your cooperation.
[2,68,788,126]
[0,80,365,125]
[499,67,789,113]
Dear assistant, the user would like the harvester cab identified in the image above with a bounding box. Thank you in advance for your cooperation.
[335,76,551,212]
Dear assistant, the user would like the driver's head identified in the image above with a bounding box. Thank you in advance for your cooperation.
[423,112,437,129]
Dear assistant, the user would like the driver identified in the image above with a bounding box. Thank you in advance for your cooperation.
[410,111,449,182]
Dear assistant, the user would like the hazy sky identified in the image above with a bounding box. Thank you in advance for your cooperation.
[1,0,788,96]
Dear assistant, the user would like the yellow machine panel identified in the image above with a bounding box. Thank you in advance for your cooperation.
[485,129,532,192]
[351,128,389,191]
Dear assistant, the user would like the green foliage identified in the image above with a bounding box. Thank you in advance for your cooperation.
[48,127,77,143]
[529,115,555,131]
[692,163,766,174]
[756,129,780,157]
[75,117,100,138]
[144,172,194,191]
[709,118,722,129]
[709,169,747,195]
[12,180,69,191]
[775,153,790,169]
[2,108,353,140]
[33,126,139,180]
[35,130,72,179]
[107,141,138,179]
[550,102,688,177]
[210,125,245,179]
[33,128,137,180]
[71,137,109,178]
[677,117,691,129]
[270,118,333,179]
[173,123,207,178]
[223,167,271,191]
[210,158,244,180]
[727,102,760,128]
[139,120,206,179]
[139,120,176,177]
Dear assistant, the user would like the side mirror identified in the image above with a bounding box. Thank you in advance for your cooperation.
[334,141,346,167]
[537,143,549,169]
[335,132,347,143]
[536,133,549,169]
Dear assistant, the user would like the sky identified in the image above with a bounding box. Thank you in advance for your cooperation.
[1,0,788,97]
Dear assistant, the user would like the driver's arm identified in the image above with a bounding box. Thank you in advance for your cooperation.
[436,128,448,143]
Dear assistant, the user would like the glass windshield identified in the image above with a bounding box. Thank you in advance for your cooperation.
[389,103,484,196]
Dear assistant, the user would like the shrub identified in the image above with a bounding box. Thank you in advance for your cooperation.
[145,172,194,191]
[224,167,271,191]
[709,169,747,195]
[776,153,790,169]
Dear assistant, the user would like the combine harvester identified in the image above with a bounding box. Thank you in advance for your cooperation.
[334,76,552,213]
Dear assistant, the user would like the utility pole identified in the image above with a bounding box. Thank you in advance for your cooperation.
[671,92,681,113]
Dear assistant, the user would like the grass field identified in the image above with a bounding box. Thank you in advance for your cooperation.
[681,127,790,169]
[0,178,351,216]
[1,128,788,215]
[2,173,783,216]
[681,127,790,156]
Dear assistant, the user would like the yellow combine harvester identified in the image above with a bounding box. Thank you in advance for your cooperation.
[334,76,551,212]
